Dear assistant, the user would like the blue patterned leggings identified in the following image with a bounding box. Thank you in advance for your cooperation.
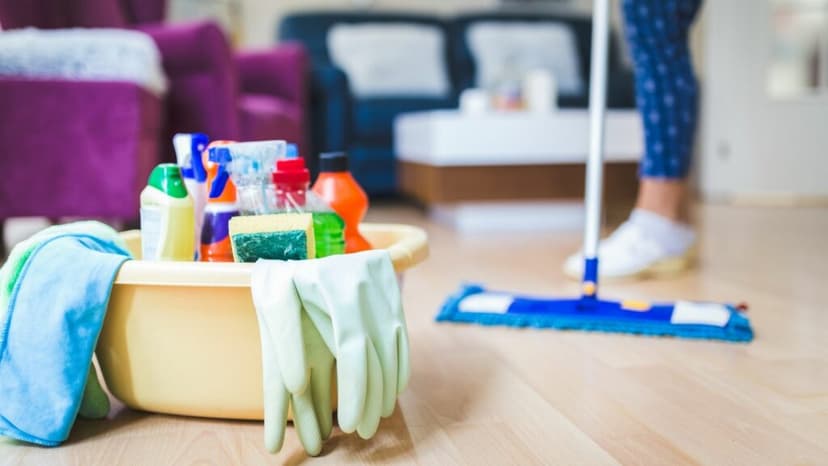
[621,0,703,178]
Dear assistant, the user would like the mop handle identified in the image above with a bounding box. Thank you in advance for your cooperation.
[581,0,611,297]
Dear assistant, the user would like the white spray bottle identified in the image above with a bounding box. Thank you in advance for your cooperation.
[173,133,209,259]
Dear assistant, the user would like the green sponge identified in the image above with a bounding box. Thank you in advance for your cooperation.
[229,213,316,262]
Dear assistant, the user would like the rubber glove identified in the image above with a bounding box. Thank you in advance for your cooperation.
[251,260,334,456]
[292,250,411,439]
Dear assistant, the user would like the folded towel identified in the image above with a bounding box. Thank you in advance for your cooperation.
[0,222,131,446]
[0,28,167,95]
[251,250,410,455]
[0,222,129,422]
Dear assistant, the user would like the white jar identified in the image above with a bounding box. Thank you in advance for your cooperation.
[523,69,557,113]
[459,88,491,114]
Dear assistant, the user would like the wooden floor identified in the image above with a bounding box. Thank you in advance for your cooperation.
[2,203,827,465]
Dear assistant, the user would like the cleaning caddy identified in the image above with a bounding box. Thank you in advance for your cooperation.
[0,133,429,456]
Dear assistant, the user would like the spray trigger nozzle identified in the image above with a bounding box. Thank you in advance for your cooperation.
[207,146,232,199]
[191,133,209,183]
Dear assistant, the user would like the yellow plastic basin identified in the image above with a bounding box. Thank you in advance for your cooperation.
[97,223,428,420]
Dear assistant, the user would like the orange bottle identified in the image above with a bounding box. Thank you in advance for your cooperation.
[200,140,238,262]
[311,152,372,253]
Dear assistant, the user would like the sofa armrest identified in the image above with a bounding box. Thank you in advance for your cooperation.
[0,78,161,220]
[236,42,308,107]
[136,21,241,140]
[310,63,351,154]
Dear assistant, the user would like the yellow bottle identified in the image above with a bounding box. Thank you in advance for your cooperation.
[140,163,195,261]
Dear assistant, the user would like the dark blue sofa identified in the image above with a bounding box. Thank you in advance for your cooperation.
[279,11,635,195]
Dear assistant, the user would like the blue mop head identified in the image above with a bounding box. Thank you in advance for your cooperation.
[437,285,753,342]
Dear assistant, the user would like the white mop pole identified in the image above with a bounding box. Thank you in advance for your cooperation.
[581,0,611,295]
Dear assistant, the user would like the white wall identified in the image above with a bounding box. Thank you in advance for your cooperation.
[235,0,615,48]
[168,0,621,49]
[699,0,828,201]
[241,0,497,48]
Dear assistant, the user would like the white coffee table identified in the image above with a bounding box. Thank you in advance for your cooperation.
[393,109,643,232]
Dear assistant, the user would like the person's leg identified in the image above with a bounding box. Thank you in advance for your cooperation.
[564,0,703,280]
[636,178,688,222]
[626,0,702,221]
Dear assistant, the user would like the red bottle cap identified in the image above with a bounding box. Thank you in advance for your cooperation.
[273,157,310,185]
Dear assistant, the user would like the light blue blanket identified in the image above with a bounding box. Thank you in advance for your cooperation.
[0,230,130,446]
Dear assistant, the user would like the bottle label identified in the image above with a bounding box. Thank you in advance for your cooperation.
[201,208,239,246]
[140,206,162,260]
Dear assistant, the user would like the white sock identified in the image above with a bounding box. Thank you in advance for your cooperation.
[628,209,696,256]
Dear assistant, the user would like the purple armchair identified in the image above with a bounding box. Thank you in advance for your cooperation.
[135,20,308,155]
[0,0,307,248]
[0,79,161,222]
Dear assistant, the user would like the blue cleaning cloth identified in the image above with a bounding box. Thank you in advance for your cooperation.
[0,232,130,446]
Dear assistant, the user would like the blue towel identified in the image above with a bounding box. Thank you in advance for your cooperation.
[0,232,130,446]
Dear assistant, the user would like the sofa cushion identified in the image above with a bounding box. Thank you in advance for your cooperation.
[279,12,448,62]
[466,21,584,97]
[353,96,455,142]
[238,93,302,143]
[327,22,451,98]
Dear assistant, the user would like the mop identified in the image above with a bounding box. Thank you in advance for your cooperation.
[436,0,753,342]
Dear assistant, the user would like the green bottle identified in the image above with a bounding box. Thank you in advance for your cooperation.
[272,157,345,258]
[140,164,195,261]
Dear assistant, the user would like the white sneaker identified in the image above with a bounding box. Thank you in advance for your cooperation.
[563,212,696,281]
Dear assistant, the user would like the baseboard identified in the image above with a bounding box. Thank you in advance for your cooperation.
[699,192,828,207]
[430,200,586,233]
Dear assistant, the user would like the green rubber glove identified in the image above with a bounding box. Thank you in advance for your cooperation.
[78,365,110,419]
[0,221,126,421]
[251,261,334,456]
[292,250,411,439]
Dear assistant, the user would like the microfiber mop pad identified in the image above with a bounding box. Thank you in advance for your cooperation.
[438,285,753,343]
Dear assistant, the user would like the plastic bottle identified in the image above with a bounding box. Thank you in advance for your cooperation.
[225,140,285,215]
[200,141,239,262]
[272,157,345,258]
[491,53,523,111]
[311,152,372,253]
[140,163,195,261]
[522,69,557,113]
[173,132,209,259]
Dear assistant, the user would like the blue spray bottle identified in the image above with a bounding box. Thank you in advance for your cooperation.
[200,141,238,262]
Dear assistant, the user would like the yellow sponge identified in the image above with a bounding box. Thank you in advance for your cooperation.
[229,213,316,262]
